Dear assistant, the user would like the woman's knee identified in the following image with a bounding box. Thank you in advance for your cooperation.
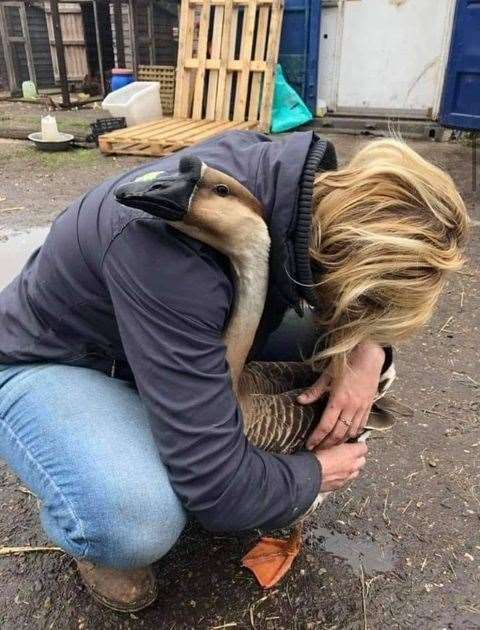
[43,478,187,569]
[89,484,187,569]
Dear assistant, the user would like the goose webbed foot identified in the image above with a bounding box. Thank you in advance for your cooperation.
[242,523,304,589]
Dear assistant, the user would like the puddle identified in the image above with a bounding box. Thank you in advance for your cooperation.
[309,525,396,577]
[0,227,49,289]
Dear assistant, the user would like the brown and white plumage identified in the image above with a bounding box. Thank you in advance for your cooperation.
[163,162,404,454]
[240,361,409,453]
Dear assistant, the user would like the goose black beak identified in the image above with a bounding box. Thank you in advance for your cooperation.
[115,155,204,221]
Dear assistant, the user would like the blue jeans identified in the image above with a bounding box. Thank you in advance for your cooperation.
[0,363,186,569]
[0,310,315,569]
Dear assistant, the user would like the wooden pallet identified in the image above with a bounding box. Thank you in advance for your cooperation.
[137,65,176,116]
[100,0,284,157]
[174,0,284,128]
[99,118,257,156]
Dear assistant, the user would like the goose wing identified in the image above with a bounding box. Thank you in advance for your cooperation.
[242,391,409,453]
[240,362,317,396]
[242,390,327,454]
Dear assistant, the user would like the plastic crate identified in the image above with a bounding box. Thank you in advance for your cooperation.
[88,117,126,144]
[102,82,162,127]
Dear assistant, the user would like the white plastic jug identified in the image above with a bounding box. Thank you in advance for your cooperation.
[41,115,61,142]
[22,81,38,100]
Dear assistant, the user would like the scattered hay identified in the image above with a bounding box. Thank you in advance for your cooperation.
[0,546,63,557]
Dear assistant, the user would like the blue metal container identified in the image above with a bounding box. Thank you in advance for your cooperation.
[111,69,134,92]
[279,0,321,114]
[440,0,480,130]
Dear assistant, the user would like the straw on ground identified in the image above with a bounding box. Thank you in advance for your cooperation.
[0,545,63,557]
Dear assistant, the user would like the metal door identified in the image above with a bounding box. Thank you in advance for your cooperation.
[279,0,321,113]
[440,0,480,130]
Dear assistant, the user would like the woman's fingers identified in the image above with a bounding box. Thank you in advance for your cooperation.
[349,406,371,440]
[314,442,368,492]
[297,372,330,405]
[348,407,367,439]
[346,454,367,483]
[309,401,367,449]
[318,398,361,448]
[321,415,352,448]
[302,366,377,449]
[306,401,342,449]
[362,405,372,432]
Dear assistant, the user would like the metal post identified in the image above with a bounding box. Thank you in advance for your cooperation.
[93,0,106,95]
[113,0,126,67]
[50,0,70,107]
[129,0,138,74]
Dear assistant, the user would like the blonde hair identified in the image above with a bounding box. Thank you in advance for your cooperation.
[309,138,469,376]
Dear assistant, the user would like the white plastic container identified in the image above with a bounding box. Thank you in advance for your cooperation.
[41,115,62,142]
[316,99,327,118]
[102,81,162,127]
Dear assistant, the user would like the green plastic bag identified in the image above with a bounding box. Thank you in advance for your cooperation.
[271,64,313,134]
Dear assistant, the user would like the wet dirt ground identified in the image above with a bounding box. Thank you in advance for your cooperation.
[0,134,479,630]
[0,101,101,139]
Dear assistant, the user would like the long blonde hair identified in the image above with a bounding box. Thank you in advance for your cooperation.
[309,138,469,376]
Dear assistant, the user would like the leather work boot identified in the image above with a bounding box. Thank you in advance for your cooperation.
[76,560,158,612]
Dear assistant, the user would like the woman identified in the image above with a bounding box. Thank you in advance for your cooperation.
[0,132,468,611]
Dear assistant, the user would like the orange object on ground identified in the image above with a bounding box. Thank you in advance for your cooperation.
[241,525,303,588]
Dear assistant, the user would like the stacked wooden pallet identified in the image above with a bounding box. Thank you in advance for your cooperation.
[100,0,284,157]
[137,65,176,116]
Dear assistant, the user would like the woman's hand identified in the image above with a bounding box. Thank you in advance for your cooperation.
[314,442,368,492]
[298,341,385,449]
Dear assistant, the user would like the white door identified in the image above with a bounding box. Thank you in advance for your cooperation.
[317,3,338,114]
[317,0,455,118]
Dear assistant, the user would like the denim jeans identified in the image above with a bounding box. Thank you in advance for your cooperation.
[0,309,315,569]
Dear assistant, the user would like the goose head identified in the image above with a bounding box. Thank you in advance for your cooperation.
[115,155,267,261]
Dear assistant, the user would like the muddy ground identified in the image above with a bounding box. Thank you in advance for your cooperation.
[0,100,101,140]
[0,119,479,629]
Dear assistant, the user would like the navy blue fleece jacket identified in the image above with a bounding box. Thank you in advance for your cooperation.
[0,131,332,530]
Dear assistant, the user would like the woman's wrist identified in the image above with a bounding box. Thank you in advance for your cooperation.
[350,340,385,368]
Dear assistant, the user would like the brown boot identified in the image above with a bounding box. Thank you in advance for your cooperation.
[76,560,157,612]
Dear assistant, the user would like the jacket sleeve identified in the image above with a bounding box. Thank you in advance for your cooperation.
[102,218,321,532]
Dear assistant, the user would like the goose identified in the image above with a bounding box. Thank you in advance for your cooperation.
[116,155,408,587]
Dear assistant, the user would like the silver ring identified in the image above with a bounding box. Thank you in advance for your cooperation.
[339,416,352,427]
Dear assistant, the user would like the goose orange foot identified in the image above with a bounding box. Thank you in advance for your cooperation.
[242,524,303,588]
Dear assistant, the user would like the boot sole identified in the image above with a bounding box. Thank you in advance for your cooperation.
[85,581,158,613]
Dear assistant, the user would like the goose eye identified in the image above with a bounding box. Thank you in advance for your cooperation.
[214,184,230,197]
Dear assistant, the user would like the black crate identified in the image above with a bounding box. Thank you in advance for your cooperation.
[88,117,126,145]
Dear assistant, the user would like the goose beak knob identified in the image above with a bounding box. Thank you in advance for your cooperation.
[115,155,204,221]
